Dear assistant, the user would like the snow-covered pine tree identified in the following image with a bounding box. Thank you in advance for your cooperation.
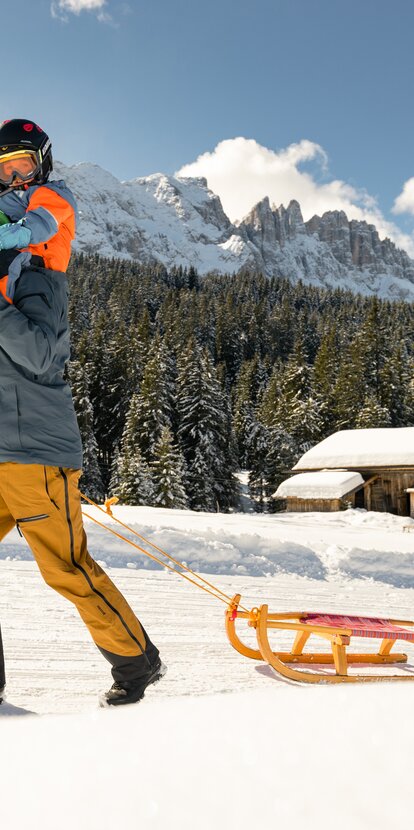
[266,426,299,508]
[380,341,414,426]
[108,444,121,496]
[177,340,238,511]
[313,326,340,434]
[221,385,241,511]
[187,445,216,511]
[187,265,199,291]
[115,449,154,505]
[267,292,295,360]
[68,359,104,501]
[134,335,176,462]
[215,293,244,383]
[258,364,281,427]
[86,310,110,470]
[247,420,271,512]
[125,330,145,403]
[233,357,268,467]
[264,341,323,453]
[85,309,132,485]
[360,297,389,398]
[355,393,392,428]
[333,336,368,429]
[116,393,154,505]
[233,398,256,468]
[151,425,188,509]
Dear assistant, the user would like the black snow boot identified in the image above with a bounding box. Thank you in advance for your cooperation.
[100,658,167,707]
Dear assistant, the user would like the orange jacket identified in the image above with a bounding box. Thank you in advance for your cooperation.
[0,179,77,272]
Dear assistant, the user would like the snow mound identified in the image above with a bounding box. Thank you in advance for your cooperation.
[2,504,414,588]
[337,548,414,589]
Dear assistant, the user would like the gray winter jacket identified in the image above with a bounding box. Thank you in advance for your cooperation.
[0,264,82,469]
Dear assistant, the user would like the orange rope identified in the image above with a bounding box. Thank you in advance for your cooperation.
[80,493,249,612]
[81,493,235,605]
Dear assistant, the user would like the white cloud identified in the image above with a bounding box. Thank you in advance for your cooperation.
[177,137,414,257]
[393,178,414,217]
[51,0,110,21]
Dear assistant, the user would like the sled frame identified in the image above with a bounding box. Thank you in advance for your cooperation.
[225,594,414,683]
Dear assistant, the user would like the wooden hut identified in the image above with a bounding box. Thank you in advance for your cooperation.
[275,470,365,512]
[274,427,414,515]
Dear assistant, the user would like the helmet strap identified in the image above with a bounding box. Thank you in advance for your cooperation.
[0,183,21,197]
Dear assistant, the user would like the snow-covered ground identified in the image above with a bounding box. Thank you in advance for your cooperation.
[1,505,414,828]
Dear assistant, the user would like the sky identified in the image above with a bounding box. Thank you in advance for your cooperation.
[2,0,414,253]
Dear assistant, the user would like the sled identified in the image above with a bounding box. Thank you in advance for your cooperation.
[225,594,414,683]
[83,495,414,686]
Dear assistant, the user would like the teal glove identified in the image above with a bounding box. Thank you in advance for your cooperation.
[0,221,31,251]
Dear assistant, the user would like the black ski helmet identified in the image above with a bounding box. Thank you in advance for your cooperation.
[0,118,53,191]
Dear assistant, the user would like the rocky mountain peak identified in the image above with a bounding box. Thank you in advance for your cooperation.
[304,210,414,279]
[306,210,352,266]
[241,197,306,247]
[285,199,306,235]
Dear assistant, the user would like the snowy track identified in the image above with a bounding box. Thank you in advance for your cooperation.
[2,505,414,714]
[2,559,414,715]
[2,507,414,828]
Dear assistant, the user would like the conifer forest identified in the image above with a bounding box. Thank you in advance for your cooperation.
[67,254,414,511]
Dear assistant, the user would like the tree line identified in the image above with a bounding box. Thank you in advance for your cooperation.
[66,253,414,511]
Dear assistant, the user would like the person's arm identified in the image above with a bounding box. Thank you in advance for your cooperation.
[0,185,76,249]
[0,191,27,222]
[23,185,76,244]
[0,270,61,374]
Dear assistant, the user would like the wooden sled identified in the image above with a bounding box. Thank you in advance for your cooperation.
[225,594,414,683]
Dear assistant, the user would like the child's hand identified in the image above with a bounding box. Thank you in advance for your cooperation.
[0,221,31,251]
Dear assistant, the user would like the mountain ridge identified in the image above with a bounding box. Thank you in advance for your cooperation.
[53,160,414,300]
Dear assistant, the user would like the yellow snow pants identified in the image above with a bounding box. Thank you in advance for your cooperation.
[0,463,157,677]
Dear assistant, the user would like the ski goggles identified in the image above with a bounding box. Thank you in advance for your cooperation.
[0,149,40,186]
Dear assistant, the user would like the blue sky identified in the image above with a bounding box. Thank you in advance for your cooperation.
[2,0,414,250]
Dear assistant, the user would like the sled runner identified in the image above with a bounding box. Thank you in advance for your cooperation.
[80,496,414,686]
[225,594,414,683]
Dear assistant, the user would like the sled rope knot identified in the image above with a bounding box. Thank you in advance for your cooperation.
[105,496,119,514]
[80,493,249,612]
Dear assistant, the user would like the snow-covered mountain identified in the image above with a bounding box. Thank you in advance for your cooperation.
[54,161,414,300]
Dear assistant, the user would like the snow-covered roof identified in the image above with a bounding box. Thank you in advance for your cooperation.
[275,471,364,500]
[293,428,414,471]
